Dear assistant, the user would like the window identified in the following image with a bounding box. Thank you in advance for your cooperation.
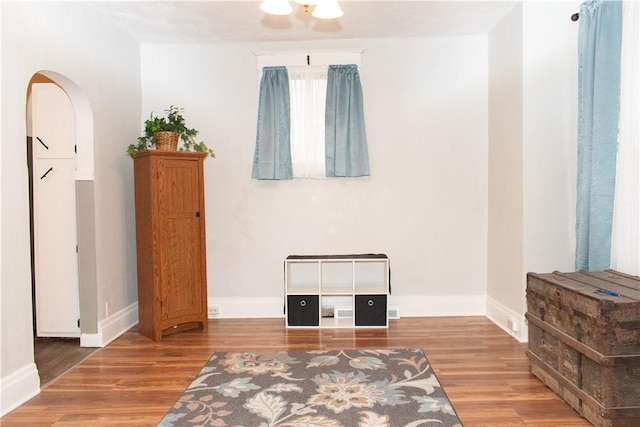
[288,65,328,179]
[253,51,369,180]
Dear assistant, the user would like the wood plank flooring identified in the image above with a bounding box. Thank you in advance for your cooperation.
[2,317,592,426]
[34,337,99,387]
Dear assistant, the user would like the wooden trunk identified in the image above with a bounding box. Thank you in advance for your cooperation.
[526,270,640,427]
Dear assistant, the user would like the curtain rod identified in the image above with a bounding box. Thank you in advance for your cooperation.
[571,12,580,21]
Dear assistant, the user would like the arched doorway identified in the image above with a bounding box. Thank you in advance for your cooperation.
[26,71,98,386]
[28,77,79,338]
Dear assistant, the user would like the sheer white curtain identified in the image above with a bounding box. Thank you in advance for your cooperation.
[611,1,640,275]
[288,65,328,179]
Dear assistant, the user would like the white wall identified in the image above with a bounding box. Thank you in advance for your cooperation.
[486,1,580,341]
[487,3,524,337]
[1,2,141,415]
[522,1,579,277]
[141,36,489,318]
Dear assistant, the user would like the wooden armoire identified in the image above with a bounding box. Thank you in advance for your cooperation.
[132,150,208,341]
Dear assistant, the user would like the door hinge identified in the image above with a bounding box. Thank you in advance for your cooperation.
[74,144,77,154]
[77,318,80,328]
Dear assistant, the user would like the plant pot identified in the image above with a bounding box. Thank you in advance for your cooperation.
[155,131,179,151]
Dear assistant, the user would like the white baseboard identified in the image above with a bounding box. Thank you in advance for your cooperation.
[208,297,284,319]
[80,302,138,348]
[0,363,40,417]
[208,295,486,319]
[207,295,526,343]
[486,296,528,342]
[390,295,486,317]
[1,304,138,416]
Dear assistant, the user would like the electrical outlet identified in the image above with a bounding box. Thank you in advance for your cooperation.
[208,306,219,316]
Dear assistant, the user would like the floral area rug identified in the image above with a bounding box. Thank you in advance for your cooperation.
[158,348,462,427]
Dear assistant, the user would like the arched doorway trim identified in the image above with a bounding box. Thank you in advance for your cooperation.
[28,71,99,345]
[36,70,94,180]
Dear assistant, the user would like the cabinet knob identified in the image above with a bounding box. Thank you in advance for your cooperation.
[300,300,307,307]
[196,211,200,217]
[368,299,374,307]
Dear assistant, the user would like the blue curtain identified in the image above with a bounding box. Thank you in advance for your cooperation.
[325,65,370,177]
[252,66,293,180]
[575,0,623,271]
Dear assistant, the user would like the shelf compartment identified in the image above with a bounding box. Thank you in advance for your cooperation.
[321,261,353,292]
[355,295,388,327]
[354,260,388,293]
[286,261,320,292]
[320,295,352,322]
[287,295,319,327]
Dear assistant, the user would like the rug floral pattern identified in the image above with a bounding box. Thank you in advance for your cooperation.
[158,348,462,427]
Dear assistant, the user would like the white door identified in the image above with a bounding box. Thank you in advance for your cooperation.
[32,83,80,337]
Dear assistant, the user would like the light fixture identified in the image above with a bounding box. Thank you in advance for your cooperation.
[259,0,293,16]
[260,0,343,19]
[295,0,317,14]
[312,0,343,19]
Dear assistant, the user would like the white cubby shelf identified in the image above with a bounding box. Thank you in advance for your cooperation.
[284,254,390,328]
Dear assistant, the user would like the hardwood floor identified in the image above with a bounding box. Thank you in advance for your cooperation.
[34,337,99,387]
[2,317,591,426]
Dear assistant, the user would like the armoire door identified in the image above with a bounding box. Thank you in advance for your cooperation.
[157,157,204,322]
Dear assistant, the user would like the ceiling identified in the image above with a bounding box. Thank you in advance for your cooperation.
[88,1,517,44]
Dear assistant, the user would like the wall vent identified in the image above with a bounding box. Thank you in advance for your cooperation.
[334,306,353,319]
[334,305,400,319]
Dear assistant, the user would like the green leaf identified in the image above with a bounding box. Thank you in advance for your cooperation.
[128,105,215,158]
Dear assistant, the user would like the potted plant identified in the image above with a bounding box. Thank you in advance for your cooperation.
[127,105,215,157]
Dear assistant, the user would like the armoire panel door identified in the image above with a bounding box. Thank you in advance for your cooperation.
[157,158,203,321]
